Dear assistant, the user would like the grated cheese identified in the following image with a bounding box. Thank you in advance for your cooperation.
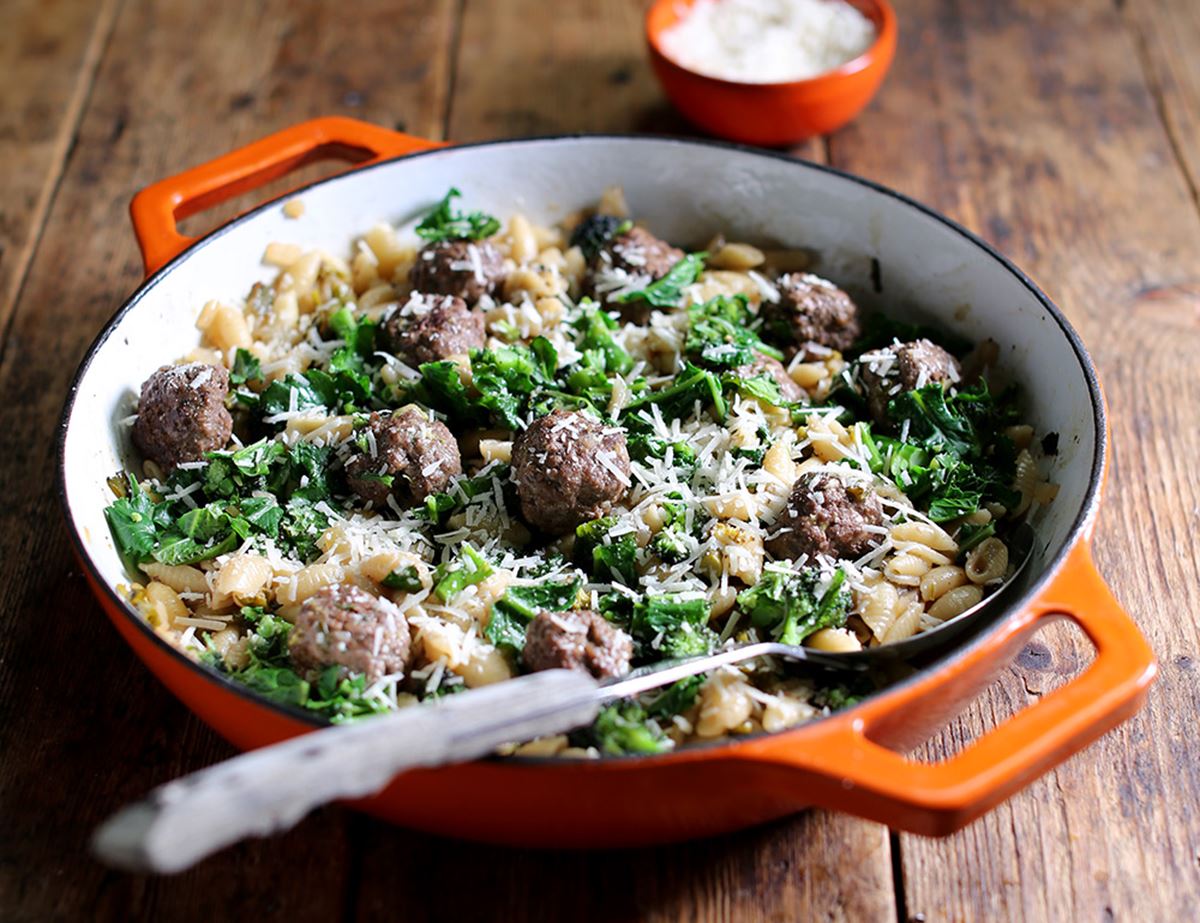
[659,0,877,84]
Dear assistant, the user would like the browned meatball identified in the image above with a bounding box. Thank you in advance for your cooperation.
[510,410,631,535]
[733,354,805,403]
[861,338,962,422]
[602,226,683,280]
[345,408,462,508]
[590,227,685,321]
[522,609,632,679]
[409,239,505,304]
[762,273,861,355]
[766,473,884,563]
[131,362,233,471]
[289,584,412,682]
[378,293,485,366]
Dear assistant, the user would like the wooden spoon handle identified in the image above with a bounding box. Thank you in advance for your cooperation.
[91,669,599,873]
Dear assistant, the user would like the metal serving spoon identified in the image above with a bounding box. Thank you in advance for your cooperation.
[92,526,1034,874]
[91,644,860,874]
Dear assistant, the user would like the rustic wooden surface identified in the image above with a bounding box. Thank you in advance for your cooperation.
[1,0,1197,919]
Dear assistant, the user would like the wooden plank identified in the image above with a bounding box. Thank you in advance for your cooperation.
[827,0,1200,918]
[1125,0,1200,205]
[445,0,830,162]
[448,0,681,139]
[449,0,833,170]
[352,815,894,923]
[0,0,120,346]
[0,0,456,919]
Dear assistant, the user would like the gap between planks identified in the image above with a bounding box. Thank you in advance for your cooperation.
[0,0,123,366]
[1123,1,1200,215]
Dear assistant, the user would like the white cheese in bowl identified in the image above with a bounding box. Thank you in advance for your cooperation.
[659,0,878,84]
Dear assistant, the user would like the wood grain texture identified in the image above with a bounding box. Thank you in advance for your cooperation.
[0,0,454,919]
[448,0,830,162]
[352,814,894,923]
[827,0,1200,918]
[3,0,1199,919]
[1125,0,1200,206]
[0,0,120,352]
[449,0,682,139]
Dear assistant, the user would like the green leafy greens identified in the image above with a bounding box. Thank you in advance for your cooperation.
[858,379,1022,522]
[616,252,707,308]
[104,438,335,568]
[685,294,783,371]
[415,187,501,242]
[485,572,585,652]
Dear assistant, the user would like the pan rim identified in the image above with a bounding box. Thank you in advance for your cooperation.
[56,131,1106,761]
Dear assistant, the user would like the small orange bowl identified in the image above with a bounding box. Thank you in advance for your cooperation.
[646,0,897,146]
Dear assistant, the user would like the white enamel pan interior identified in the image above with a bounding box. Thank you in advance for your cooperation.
[60,136,1103,707]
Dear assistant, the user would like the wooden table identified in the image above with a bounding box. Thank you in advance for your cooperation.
[2,0,1198,918]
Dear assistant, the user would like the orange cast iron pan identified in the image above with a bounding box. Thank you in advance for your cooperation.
[59,118,1156,846]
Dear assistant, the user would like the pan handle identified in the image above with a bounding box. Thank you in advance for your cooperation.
[747,540,1155,835]
[129,117,444,275]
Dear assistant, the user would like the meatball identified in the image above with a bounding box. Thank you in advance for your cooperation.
[589,226,685,320]
[522,609,633,679]
[601,226,683,280]
[510,409,631,535]
[733,354,805,403]
[409,239,505,304]
[131,362,233,471]
[289,583,412,682]
[378,293,484,366]
[766,473,884,563]
[861,338,962,422]
[762,273,861,355]
[345,408,462,508]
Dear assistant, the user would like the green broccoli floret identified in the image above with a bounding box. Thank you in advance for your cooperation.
[736,567,851,645]
[576,516,639,585]
[631,595,716,658]
[585,701,669,755]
